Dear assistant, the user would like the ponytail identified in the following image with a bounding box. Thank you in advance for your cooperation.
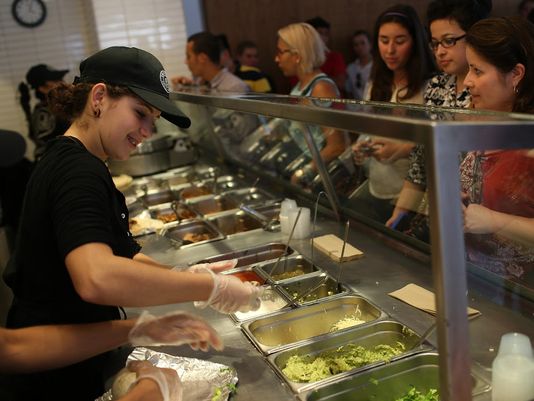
[18,82,32,132]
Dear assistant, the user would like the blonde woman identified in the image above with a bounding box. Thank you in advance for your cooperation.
[276,22,347,185]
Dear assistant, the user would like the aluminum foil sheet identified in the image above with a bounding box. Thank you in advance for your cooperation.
[96,347,238,401]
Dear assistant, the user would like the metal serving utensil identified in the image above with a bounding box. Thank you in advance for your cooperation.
[412,321,437,349]
[267,207,302,278]
[310,191,327,266]
[335,220,350,284]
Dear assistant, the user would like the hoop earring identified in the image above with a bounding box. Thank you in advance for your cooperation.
[94,108,101,118]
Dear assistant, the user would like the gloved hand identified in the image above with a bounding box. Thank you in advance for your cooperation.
[187,258,238,274]
[128,360,182,401]
[128,310,223,351]
[194,267,263,314]
[172,259,238,274]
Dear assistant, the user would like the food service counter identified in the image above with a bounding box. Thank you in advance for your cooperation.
[125,203,532,401]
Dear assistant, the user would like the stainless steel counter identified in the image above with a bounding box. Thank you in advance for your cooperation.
[126,217,534,401]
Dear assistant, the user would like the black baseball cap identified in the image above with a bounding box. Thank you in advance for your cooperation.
[75,46,190,129]
[26,64,69,89]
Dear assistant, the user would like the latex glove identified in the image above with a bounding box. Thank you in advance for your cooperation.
[128,311,223,351]
[187,258,238,274]
[194,267,263,314]
[128,360,182,401]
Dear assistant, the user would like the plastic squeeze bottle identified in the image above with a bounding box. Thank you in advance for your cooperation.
[492,332,534,401]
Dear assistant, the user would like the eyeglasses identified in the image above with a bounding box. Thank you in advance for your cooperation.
[429,34,466,51]
[276,48,294,56]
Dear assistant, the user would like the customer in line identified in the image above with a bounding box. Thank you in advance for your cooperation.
[385,0,492,239]
[351,4,436,223]
[235,40,273,93]
[275,22,347,186]
[461,16,534,285]
[3,46,261,401]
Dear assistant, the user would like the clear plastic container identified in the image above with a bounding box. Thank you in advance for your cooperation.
[492,332,534,401]
[280,198,297,235]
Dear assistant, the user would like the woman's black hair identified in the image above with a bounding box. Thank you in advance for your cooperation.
[466,16,534,113]
[427,0,492,32]
[370,4,436,102]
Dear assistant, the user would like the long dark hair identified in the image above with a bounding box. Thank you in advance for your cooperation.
[466,16,534,113]
[426,0,492,32]
[370,4,436,102]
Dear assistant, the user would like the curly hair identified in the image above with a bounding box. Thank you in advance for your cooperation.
[47,83,134,122]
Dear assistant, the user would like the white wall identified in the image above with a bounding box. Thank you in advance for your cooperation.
[0,0,193,159]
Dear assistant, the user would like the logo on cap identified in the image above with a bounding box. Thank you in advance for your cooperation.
[160,70,170,93]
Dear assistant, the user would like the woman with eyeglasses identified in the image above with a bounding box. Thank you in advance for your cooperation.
[351,4,436,223]
[460,16,534,285]
[275,22,348,186]
[386,0,491,237]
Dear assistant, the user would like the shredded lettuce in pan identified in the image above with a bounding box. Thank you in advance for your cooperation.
[394,386,439,401]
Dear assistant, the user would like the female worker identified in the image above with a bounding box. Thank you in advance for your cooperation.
[275,22,348,186]
[351,4,436,223]
[3,46,261,401]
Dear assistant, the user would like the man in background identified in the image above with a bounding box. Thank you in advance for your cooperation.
[234,40,273,93]
[173,32,249,93]
[345,30,373,100]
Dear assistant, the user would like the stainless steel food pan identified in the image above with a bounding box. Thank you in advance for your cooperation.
[191,242,296,268]
[231,285,292,323]
[149,202,198,223]
[178,185,213,200]
[141,190,177,207]
[225,187,277,206]
[188,195,240,216]
[267,320,425,393]
[302,351,491,401]
[257,255,321,282]
[241,294,386,355]
[161,219,224,248]
[279,273,348,306]
[208,211,263,236]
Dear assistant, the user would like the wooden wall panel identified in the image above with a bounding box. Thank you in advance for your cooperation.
[203,0,521,94]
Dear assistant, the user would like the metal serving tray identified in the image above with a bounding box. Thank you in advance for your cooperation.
[302,351,491,401]
[267,320,425,393]
[258,255,322,282]
[161,219,224,248]
[241,295,386,355]
[188,195,240,216]
[224,266,267,285]
[279,273,348,306]
[191,243,296,268]
[208,210,264,237]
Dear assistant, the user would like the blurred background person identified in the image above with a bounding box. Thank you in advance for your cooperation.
[306,16,347,95]
[18,64,70,160]
[518,0,534,18]
[235,40,273,93]
[345,30,373,100]
[173,32,249,92]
